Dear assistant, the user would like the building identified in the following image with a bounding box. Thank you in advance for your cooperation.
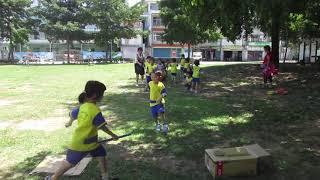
[121,0,273,61]
[121,0,190,60]
[193,29,272,61]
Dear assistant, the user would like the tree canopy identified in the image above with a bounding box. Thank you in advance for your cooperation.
[160,0,221,57]
[0,0,37,62]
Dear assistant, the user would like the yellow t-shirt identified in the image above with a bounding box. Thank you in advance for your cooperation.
[69,103,104,151]
[149,81,166,107]
[180,58,185,66]
[192,65,201,78]
[146,62,157,75]
[169,63,178,73]
[184,63,190,69]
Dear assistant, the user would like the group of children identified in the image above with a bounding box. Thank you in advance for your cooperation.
[46,54,202,180]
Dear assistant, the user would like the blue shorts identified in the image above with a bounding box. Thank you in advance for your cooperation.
[150,104,165,118]
[192,78,200,83]
[66,145,106,165]
[146,75,152,84]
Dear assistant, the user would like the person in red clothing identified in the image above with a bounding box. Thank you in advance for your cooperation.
[262,45,277,88]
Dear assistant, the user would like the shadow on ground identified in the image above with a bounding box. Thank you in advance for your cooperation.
[8,63,320,180]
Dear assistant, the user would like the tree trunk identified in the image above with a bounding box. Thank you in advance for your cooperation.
[271,16,280,68]
[303,41,306,63]
[67,35,70,64]
[187,43,191,58]
[8,27,14,64]
[110,40,113,63]
[308,39,312,63]
[106,44,108,63]
[315,41,318,62]
[283,39,288,64]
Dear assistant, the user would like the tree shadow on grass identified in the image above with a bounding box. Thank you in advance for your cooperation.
[98,63,320,180]
[0,151,51,180]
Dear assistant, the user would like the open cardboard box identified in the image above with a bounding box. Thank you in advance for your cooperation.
[205,144,270,179]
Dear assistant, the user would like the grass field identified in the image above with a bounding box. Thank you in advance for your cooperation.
[0,63,319,180]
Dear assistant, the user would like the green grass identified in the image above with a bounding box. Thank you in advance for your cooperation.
[0,63,319,180]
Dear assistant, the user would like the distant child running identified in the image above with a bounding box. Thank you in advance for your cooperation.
[169,58,178,84]
[145,56,157,91]
[149,72,168,134]
[185,72,193,91]
[184,58,191,78]
[192,60,201,94]
[180,54,186,78]
[45,81,119,180]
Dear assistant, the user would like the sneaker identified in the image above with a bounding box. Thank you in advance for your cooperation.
[163,123,169,134]
[156,124,161,132]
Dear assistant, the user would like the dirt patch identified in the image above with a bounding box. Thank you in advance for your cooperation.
[0,117,67,131]
[15,117,67,131]
[0,100,15,107]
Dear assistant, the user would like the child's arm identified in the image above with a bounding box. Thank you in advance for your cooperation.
[65,107,79,128]
[156,87,167,103]
[99,125,119,140]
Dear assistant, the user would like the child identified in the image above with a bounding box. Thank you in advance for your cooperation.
[262,45,277,88]
[192,60,201,94]
[185,72,193,91]
[145,56,157,91]
[45,81,119,180]
[169,58,178,84]
[183,58,191,78]
[149,72,168,134]
[180,54,186,78]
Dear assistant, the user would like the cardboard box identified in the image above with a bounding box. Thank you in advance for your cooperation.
[205,144,270,179]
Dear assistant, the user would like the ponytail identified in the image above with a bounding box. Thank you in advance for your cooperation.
[78,92,86,104]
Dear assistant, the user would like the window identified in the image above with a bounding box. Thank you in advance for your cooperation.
[153,33,162,42]
[153,17,163,26]
[150,3,159,11]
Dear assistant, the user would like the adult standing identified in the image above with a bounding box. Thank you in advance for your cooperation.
[135,47,145,86]
[262,45,277,88]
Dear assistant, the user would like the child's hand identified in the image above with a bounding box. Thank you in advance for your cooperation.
[156,97,162,104]
[65,120,73,128]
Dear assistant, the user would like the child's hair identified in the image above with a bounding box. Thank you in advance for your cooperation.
[194,60,200,66]
[78,81,107,104]
[172,58,177,63]
[264,45,271,52]
[138,47,143,51]
[185,58,190,63]
[181,54,185,58]
[146,56,152,60]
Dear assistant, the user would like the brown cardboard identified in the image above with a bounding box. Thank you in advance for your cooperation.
[30,155,92,176]
[205,144,270,179]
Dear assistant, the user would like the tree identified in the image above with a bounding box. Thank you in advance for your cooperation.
[0,0,36,63]
[178,0,312,68]
[89,0,145,60]
[160,0,221,58]
[37,0,92,63]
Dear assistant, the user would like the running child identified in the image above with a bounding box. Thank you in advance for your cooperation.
[145,56,157,91]
[149,72,168,134]
[169,58,178,84]
[185,72,193,91]
[45,81,119,180]
[192,60,201,94]
[180,54,186,78]
[183,58,191,78]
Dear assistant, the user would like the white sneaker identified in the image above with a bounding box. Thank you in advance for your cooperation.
[156,124,161,132]
[163,123,169,134]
